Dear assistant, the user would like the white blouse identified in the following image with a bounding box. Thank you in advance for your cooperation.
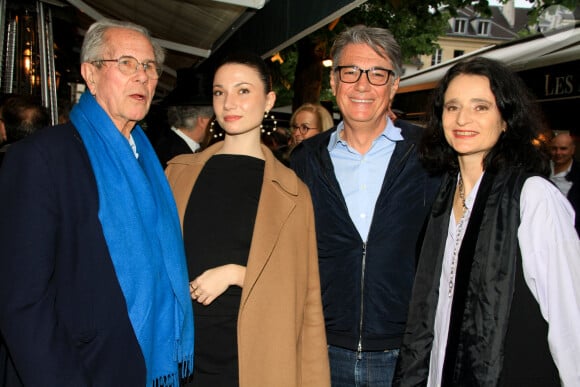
[428,175,580,387]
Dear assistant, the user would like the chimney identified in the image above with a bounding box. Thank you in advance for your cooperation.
[502,0,516,28]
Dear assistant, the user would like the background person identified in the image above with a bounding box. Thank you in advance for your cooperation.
[154,104,213,166]
[290,25,441,386]
[289,102,334,147]
[550,132,580,236]
[394,57,580,387]
[0,19,193,386]
[279,102,334,164]
[0,94,49,166]
[165,52,330,387]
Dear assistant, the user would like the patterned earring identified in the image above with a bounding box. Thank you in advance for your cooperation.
[260,111,268,133]
[261,111,277,135]
[209,119,223,138]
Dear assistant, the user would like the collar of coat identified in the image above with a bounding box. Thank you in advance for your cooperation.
[167,141,300,197]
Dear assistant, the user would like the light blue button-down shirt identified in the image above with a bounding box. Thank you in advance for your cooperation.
[328,118,403,241]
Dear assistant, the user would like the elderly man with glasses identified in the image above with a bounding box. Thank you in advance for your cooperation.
[0,19,193,386]
[290,25,441,386]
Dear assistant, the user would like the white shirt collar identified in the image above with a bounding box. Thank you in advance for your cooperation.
[171,126,200,153]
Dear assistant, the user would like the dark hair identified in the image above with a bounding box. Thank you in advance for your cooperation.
[214,51,272,93]
[420,57,549,176]
[2,95,49,142]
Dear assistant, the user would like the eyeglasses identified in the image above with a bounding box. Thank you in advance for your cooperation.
[334,66,395,86]
[292,124,317,135]
[92,56,162,79]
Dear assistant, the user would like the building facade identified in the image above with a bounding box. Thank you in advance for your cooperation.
[404,1,529,76]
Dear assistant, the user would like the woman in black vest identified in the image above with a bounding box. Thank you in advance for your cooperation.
[394,57,580,386]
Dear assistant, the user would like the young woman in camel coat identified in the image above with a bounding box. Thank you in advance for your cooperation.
[165,52,330,387]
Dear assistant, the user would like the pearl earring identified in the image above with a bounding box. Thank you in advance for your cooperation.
[209,119,223,138]
[261,111,277,135]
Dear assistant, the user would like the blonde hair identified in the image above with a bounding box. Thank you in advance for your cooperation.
[290,103,334,132]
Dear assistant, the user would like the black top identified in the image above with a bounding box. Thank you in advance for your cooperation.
[182,154,264,387]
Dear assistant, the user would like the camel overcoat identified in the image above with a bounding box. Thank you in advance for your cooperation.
[165,142,330,387]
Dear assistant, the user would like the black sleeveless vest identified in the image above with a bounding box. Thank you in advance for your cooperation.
[394,169,559,387]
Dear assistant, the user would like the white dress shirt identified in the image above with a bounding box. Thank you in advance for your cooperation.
[171,126,200,153]
[328,117,402,241]
[428,175,580,387]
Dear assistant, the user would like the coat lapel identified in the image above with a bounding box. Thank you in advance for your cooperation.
[240,145,298,311]
[165,144,217,228]
[167,143,299,313]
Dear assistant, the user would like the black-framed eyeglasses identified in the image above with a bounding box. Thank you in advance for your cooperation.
[292,124,317,135]
[334,66,395,86]
[91,56,162,79]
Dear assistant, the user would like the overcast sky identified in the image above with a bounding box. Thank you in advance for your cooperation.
[488,0,533,8]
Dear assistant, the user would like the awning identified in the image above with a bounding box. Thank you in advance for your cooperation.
[397,22,580,94]
[393,23,580,131]
[57,0,366,99]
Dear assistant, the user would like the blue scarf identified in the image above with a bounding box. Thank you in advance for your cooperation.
[70,91,193,386]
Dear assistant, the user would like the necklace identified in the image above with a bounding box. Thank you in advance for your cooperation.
[449,174,469,298]
[458,174,468,212]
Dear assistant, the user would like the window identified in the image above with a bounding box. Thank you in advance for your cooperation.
[478,21,490,35]
[431,49,442,66]
[454,18,467,33]
[453,50,465,58]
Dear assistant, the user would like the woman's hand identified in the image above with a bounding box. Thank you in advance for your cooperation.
[189,264,246,306]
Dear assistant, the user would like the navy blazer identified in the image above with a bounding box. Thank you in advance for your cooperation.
[0,123,145,386]
[290,120,441,351]
[154,128,195,167]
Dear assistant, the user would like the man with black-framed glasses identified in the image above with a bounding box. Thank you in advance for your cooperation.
[290,25,441,386]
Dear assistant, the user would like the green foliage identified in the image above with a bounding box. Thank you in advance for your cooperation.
[272,49,335,108]
[337,0,484,60]
[320,73,335,105]
[270,46,298,107]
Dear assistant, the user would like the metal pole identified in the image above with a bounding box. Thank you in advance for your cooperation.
[3,15,16,94]
[45,6,58,124]
[36,1,58,125]
[0,0,6,90]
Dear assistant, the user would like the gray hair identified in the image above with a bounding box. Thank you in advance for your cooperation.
[330,25,402,79]
[167,105,213,130]
[80,18,165,65]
